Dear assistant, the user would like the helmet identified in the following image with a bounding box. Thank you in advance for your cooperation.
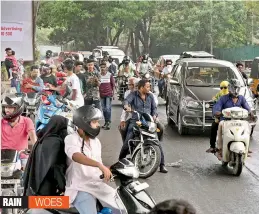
[73,105,103,139]
[46,50,52,57]
[108,56,113,63]
[229,79,241,98]
[165,59,172,65]
[88,55,97,62]
[142,54,148,61]
[42,64,51,73]
[123,56,130,61]
[40,60,46,65]
[2,93,24,121]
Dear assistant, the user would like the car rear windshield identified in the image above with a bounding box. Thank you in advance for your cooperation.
[185,65,245,87]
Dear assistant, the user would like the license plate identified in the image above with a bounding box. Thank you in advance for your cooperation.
[1,179,20,184]
[27,106,36,110]
[133,182,149,193]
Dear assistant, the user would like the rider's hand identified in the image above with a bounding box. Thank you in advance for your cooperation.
[215,112,221,116]
[120,121,126,128]
[153,115,157,122]
[249,112,255,121]
[98,164,112,182]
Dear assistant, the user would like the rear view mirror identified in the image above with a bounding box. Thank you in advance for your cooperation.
[170,78,180,85]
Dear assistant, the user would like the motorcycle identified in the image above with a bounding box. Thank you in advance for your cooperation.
[23,92,41,124]
[217,107,254,176]
[25,159,155,214]
[1,149,30,214]
[127,111,162,179]
[35,92,72,132]
[116,75,129,102]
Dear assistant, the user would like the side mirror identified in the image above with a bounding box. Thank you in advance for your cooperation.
[247,78,253,86]
[169,78,180,85]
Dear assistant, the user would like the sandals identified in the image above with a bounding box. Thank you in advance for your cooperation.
[216,149,222,161]
[206,147,217,153]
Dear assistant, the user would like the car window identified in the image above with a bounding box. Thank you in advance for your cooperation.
[93,50,101,57]
[185,66,244,86]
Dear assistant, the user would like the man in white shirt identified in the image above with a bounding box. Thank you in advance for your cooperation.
[49,59,84,108]
[158,59,173,97]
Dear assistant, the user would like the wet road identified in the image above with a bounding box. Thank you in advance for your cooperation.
[99,98,259,214]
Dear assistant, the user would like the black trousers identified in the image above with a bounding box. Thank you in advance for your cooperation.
[209,121,219,148]
[84,98,101,110]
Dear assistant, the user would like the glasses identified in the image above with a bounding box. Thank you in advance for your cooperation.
[220,87,228,89]
[100,67,106,69]
[129,84,134,86]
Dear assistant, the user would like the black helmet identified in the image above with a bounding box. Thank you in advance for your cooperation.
[2,93,24,121]
[46,50,52,57]
[73,105,103,139]
[229,79,241,98]
[89,55,97,62]
[123,56,130,65]
[142,54,148,61]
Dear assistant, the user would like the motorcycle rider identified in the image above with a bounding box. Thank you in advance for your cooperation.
[206,81,229,153]
[74,61,86,95]
[118,55,135,71]
[83,58,101,110]
[212,81,254,160]
[40,64,58,87]
[108,56,118,76]
[1,93,37,168]
[158,59,173,97]
[48,59,84,108]
[136,54,153,77]
[236,62,248,80]
[21,65,44,93]
[45,50,55,65]
[120,79,168,173]
[64,105,120,214]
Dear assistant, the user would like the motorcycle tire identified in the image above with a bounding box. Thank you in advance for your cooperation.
[132,144,161,179]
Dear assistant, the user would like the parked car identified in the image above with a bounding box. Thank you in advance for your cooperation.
[92,46,126,63]
[179,51,215,59]
[58,51,84,63]
[166,57,257,135]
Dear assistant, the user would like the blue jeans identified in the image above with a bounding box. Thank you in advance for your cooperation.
[73,191,97,214]
[101,97,112,123]
[158,79,165,94]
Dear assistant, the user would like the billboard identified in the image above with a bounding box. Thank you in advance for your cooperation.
[1,0,34,61]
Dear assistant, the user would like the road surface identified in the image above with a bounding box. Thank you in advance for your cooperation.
[100,98,259,214]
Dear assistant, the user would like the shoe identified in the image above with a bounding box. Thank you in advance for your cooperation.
[104,122,110,130]
[159,165,168,173]
[102,122,107,129]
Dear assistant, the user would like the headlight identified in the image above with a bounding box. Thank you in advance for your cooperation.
[1,163,16,177]
[117,167,139,178]
[183,99,201,108]
[148,122,157,133]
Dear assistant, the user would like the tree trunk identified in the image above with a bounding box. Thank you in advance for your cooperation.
[130,31,136,61]
[125,33,131,55]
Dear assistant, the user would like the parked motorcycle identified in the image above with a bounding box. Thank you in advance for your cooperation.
[216,107,255,176]
[126,111,162,179]
[1,149,29,214]
[25,159,155,214]
[35,92,72,132]
[23,92,41,124]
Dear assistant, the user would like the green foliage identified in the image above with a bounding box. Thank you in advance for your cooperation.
[36,1,256,57]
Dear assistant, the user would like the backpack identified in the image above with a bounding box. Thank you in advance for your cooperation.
[109,64,117,75]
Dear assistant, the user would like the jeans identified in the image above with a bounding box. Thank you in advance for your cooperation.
[158,79,165,94]
[73,191,97,214]
[84,98,101,110]
[101,97,112,123]
[9,68,13,79]
[119,120,165,165]
[209,121,219,148]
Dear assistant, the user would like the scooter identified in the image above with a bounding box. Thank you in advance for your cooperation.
[25,159,155,214]
[217,107,254,176]
[1,149,30,214]
[35,92,72,132]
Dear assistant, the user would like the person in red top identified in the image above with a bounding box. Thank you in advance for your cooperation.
[4,48,18,80]
[21,65,45,93]
[1,93,37,168]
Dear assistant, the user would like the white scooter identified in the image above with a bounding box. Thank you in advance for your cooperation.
[219,107,251,176]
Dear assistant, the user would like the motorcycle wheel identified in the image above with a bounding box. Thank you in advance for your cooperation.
[132,144,161,179]
[232,153,243,176]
